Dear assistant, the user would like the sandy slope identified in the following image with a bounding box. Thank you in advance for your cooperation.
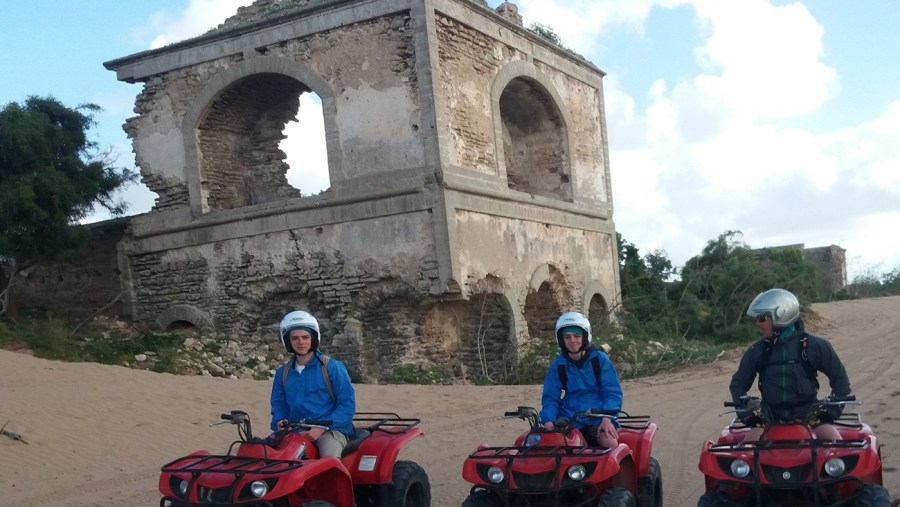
[1,296,898,507]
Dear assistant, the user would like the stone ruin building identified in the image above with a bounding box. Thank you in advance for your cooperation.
[754,244,847,300]
[94,0,621,382]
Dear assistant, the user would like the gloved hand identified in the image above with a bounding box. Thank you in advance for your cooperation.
[739,412,762,427]
[817,405,841,424]
[817,395,843,424]
[815,411,836,424]
[744,396,762,411]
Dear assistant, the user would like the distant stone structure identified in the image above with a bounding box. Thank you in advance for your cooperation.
[754,243,847,300]
[6,219,129,308]
[35,0,619,382]
[802,244,847,299]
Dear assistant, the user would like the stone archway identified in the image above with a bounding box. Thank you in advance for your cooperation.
[181,56,341,215]
[492,61,574,201]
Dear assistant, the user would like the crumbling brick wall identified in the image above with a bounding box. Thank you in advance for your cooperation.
[6,219,129,308]
[803,245,847,299]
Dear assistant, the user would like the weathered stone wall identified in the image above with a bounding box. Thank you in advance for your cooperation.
[453,207,617,348]
[803,245,847,299]
[124,211,440,379]
[7,219,129,308]
[436,13,521,173]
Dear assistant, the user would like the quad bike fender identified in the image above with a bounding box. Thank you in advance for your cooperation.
[345,427,424,484]
[598,449,638,494]
[852,435,885,485]
[697,450,727,481]
[275,456,355,506]
[620,422,657,477]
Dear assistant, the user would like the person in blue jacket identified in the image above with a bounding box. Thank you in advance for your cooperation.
[270,310,356,458]
[540,311,624,448]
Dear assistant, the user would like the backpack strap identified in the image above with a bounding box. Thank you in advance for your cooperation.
[320,354,336,404]
[558,355,602,392]
[757,334,817,383]
[798,335,818,385]
[281,355,294,390]
[281,354,337,404]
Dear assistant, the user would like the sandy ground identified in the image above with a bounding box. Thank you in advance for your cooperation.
[1,296,898,507]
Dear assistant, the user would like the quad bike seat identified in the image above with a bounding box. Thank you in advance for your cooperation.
[341,428,371,457]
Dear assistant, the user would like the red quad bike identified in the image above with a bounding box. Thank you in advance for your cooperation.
[461,406,662,507]
[697,395,890,506]
[159,410,431,507]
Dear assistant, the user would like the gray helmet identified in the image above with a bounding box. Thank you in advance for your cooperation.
[746,288,800,328]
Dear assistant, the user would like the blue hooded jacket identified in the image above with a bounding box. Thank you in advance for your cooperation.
[270,350,356,437]
[540,346,623,428]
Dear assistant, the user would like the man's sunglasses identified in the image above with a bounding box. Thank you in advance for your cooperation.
[756,314,771,323]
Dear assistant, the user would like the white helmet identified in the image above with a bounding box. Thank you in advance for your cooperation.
[554,311,592,351]
[279,310,320,354]
[746,288,800,328]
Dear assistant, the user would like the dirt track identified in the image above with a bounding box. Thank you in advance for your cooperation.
[1,296,898,506]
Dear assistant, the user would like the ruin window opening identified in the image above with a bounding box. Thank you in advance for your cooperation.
[587,294,612,337]
[196,72,329,213]
[283,93,329,197]
[166,320,200,335]
[524,281,563,344]
[499,77,570,201]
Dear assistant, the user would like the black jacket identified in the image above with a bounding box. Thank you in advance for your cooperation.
[729,319,851,421]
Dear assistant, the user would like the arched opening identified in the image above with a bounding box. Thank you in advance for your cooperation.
[196,72,330,212]
[499,76,570,200]
[453,291,515,382]
[166,320,200,336]
[523,281,563,343]
[588,293,613,338]
[353,280,426,382]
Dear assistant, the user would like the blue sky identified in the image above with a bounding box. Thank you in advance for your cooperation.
[2,0,899,279]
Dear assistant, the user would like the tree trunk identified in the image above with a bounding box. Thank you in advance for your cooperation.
[0,259,20,320]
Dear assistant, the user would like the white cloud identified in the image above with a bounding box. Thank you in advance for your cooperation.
[147,0,254,49]
[283,94,330,196]
[690,0,838,119]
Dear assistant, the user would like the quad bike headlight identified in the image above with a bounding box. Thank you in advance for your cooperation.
[730,459,751,478]
[487,466,505,484]
[249,480,269,498]
[824,458,846,477]
[567,464,587,481]
[168,476,189,498]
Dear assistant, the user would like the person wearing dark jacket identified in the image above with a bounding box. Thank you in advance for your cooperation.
[540,311,624,448]
[730,288,850,439]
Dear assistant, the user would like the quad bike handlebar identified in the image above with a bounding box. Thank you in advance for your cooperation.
[499,406,622,432]
[723,395,859,427]
[211,409,333,446]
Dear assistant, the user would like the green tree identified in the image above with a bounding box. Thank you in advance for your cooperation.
[616,233,676,335]
[0,96,136,318]
[676,231,816,342]
[528,23,562,46]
